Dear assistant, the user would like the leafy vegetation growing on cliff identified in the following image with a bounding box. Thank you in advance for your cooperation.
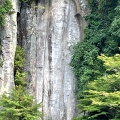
[14,46,27,86]
[74,54,120,120]
[71,0,120,98]
[71,0,120,119]
[0,0,12,26]
[0,86,43,120]
[0,46,43,119]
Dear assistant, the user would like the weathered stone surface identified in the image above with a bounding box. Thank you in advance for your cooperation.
[0,0,89,119]
[0,0,19,95]
[20,0,89,120]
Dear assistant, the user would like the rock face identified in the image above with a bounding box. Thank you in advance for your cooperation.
[0,0,89,119]
[0,0,20,95]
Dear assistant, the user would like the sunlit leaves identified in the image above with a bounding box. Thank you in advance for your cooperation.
[71,0,120,101]
[77,54,120,119]
[0,85,43,120]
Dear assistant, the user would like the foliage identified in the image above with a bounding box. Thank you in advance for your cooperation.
[70,42,104,98]
[110,1,120,37]
[0,45,43,119]
[75,54,120,120]
[70,0,120,99]
[0,0,12,26]
[0,85,43,120]
[14,46,25,72]
[15,70,27,86]
[14,45,26,86]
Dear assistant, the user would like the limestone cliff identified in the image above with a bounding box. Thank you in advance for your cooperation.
[0,0,89,120]
[0,0,19,95]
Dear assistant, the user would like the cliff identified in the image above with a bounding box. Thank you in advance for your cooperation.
[0,0,89,119]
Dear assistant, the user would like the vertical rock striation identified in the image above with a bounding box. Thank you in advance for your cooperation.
[0,0,20,95]
[0,0,89,119]
[20,0,89,119]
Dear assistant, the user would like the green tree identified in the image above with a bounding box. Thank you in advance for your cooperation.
[15,70,27,86]
[110,1,120,37]
[70,0,120,100]
[75,54,120,120]
[14,46,27,86]
[0,85,43,120]
[14,46,25,72]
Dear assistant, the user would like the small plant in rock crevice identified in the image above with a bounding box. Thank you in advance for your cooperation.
[0,0,12,26]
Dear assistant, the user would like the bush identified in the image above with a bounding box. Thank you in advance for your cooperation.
[70,0,120,99]
[0,85,43,120]
[76,54,120,120]
[0,0,12,26]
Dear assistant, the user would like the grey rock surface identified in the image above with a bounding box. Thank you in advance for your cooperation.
[0,0,89,119]
[20,0,89,120]
[0,0,19,95]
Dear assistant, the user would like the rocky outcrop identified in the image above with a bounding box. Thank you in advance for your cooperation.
[0,0,20,95]
[0,0,89,119]
[20,0,89,119]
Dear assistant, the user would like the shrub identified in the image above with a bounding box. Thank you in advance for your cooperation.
[76,54,120,120]
[0,0,12,26]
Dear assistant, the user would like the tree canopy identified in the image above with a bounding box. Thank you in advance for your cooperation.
[0,86,43,120]
[74,54,120,120]
[71,0,120,119]
[71,0,120,99]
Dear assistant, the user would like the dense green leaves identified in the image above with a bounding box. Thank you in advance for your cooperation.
[71,0,120,100]
[76,54,120,120]
[15,70,27,86]
[70,42,104,98]
[0,0,12,26]
[14,46,25,71]
[14,45,27,86]
[71,0,120,119]
[0,86,43,120]
[110,1,120,37]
